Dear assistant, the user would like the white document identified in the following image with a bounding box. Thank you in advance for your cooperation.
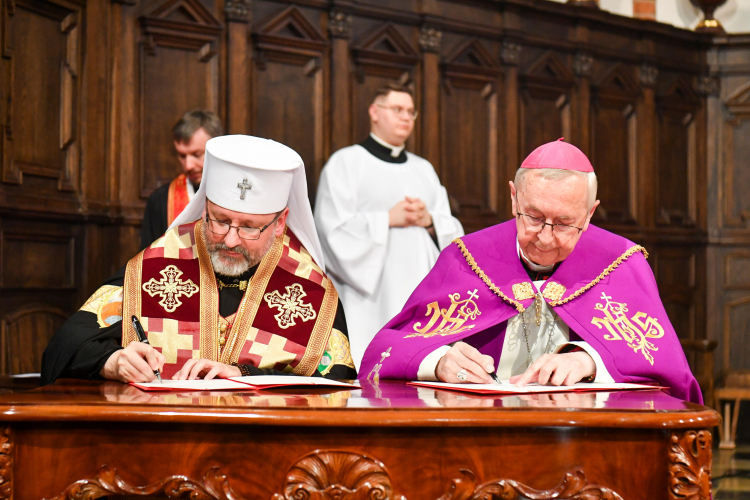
[409,380,661,395]
[230,375,360,389]
[132,376,360,392]
[132,379,250,391]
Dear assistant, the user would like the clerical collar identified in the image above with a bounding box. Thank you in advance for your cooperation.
[370,133,404,157]
[516,239,559,281]
[360,134,408,164]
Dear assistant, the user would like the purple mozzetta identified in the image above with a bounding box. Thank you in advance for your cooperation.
[359,220,702,404]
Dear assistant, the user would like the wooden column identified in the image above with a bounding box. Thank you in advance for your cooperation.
[328,11,352,154]
[500,41,521,185]
[638,63,658,227]
[419,25,442,172]
[573,52,593,156]
[225,0,251,134]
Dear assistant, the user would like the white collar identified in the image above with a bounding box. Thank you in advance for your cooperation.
[370,133,405,158]
[516,238,556,272]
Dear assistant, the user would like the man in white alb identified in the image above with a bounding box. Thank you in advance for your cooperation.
[314,83,464,368]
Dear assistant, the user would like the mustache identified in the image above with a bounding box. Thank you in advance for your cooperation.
[211,242,251,259]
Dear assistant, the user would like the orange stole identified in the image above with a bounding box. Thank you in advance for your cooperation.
[122,220,338,379]
[166,173,190,227]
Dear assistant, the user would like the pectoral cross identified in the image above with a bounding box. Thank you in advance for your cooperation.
[237,179,252,200]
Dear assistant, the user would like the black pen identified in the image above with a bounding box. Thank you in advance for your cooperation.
[488,370,502,385]
[131,315,163,383]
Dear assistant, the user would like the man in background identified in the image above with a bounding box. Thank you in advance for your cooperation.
[140,110,223,249]
[315,83,464,369]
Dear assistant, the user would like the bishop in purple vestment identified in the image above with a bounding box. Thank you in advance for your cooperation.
[359,139,702,404]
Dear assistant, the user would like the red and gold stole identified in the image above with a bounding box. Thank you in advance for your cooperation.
[166,173,190,227]
[122,220,338,379]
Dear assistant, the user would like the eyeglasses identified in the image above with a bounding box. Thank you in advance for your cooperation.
[205,211,282,240]
[515,196,583,236]
[375,104,418,120]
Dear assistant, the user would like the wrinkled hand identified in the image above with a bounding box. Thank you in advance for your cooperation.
[173,359,241,380]
[389,197,432,228]
[435,342,495,384]
[100,342,166,383]
[510,352,595,387]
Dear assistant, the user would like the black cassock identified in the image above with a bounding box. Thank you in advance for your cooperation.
[140,183,170,250]
[41,264,357,385]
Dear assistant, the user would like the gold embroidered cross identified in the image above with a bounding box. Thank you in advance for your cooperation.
[263,283,317,329]
[142,265,199,313]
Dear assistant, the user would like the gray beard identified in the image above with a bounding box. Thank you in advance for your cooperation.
[203,223,275,276]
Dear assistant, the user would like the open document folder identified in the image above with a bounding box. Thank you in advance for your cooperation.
[408,380,664,395]
[131,375,360,392]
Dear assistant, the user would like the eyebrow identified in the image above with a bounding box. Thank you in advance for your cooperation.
[524,203,574,221]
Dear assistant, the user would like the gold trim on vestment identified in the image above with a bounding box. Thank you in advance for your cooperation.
[122,251,144,347]
[453,238,525,313]
[454,238,649,310]
[221,227,286,365]
[547,245,648,306]
[195,220,219,361]
[294,273,338,376]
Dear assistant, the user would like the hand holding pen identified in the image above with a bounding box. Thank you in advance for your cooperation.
[131,316,163,383]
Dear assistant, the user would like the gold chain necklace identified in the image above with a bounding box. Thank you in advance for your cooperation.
[218,279,248,291]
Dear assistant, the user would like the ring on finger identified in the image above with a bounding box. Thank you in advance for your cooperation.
[456,369,467,381]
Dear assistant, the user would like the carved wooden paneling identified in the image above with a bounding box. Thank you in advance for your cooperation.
[653,246,698,340]
[520,52,574,158]
[350,23,419,152]
[252,6,327,202]
[440,38,500,216]
[723,252,750,290]
[1,0,82,191]
[721,81,750,229]
[590,64,640,225]
[722,295,750,374]
[138,0,222,197]
[655,77,700,228]
[47,450,625,500]
[0,229,74,289]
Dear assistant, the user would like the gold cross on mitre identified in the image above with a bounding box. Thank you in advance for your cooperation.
[237,178,252,200]
[142,265,199,313]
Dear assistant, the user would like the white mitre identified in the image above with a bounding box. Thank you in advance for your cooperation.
[169,135,326,270]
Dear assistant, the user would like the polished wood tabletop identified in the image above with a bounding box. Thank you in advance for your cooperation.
[0,380,719,500]
[0,379,718,428]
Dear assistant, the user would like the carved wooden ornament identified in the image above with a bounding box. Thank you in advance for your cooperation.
[439,468,623,500]
[273,450,405,500]
[668,430,712,500]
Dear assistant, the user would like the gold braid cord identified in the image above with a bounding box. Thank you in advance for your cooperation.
[453,238,648,310]
[453,238,525,313]
[547,245,648,307]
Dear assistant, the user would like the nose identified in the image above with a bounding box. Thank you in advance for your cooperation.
[186,155,200,171]
[536,224,555,246]
[223,227,243,249]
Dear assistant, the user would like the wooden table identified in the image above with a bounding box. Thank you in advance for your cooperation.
[0,380,718,500]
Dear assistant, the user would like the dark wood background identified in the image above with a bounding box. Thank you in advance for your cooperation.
[0,0,748,381]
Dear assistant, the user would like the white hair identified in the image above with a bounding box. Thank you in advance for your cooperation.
[514,168,598,209]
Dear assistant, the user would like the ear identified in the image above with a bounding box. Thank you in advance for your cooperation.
[274,208,290,237]
[509,181,518,217]
[368,103,379,124]
[582,200,600,231]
